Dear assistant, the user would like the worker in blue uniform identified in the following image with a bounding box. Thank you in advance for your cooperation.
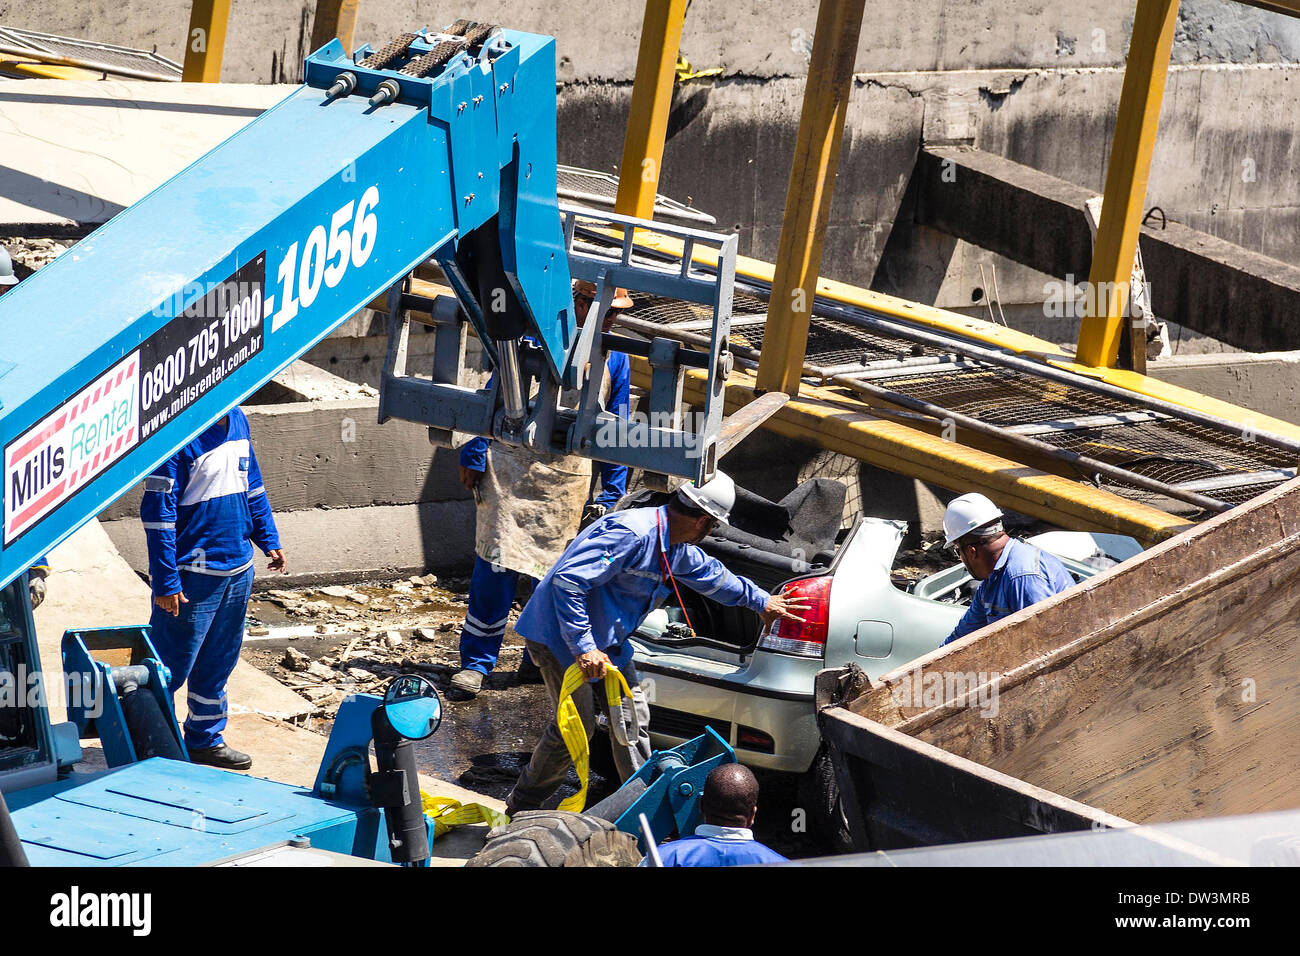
[649,763,788,866]
[505,470,810,814]
[940,492,1075,646]
[141,408,287,769]
[450,281,632,699]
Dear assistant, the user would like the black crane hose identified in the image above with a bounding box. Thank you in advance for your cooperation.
[122,687,186,761]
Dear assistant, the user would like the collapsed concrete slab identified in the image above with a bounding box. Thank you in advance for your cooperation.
[912,144,1300,352]
[0,80,289,232]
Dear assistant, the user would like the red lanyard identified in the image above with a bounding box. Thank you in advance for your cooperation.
[657,510,696,634]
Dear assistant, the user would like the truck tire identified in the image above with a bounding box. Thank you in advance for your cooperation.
[797,744,854,854]
[466,810,642,867]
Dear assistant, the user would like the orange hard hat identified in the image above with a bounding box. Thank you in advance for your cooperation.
[574,280,633,310]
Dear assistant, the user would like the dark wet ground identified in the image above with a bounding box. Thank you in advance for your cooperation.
[241,578,625,811]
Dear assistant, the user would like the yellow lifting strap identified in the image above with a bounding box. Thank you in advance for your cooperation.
[419,793,511,841]
[556,663,633,813]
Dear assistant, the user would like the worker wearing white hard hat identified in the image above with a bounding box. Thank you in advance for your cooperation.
[504,469,808,814]
[941,492,1075,646]
[0,245,20,292]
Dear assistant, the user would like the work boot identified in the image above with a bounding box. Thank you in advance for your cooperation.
[515,654,544,685]
[448,668,484,700]
[189,743,252,771]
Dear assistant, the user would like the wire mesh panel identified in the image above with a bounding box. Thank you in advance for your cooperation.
[1046,418,1295,483]
[876,367,1293,504]
[556,167,715,225]
[0,26,181,79]
[607,249,1295,513]
[880,366,1136,426]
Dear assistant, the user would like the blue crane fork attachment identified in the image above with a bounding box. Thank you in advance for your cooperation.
[0,20,764,595]
[586,726,737,853]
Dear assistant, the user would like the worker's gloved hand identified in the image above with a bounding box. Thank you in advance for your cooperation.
[153,592,188,617]
[458,466,483,492]
[576,649,612,681]
[580,502,607,529]
[759,591,812,628]
[267,549,288,573]
[28,576,46,610]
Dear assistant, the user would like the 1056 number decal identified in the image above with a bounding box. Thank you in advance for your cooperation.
[271,185,380,331]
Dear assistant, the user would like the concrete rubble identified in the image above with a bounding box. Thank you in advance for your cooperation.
[244,575,519,725]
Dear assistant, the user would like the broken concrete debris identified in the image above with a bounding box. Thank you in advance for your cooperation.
[253,578,511,723]
[281,647,311,672]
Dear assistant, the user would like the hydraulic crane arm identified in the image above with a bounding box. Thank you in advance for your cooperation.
[0,22,760,592]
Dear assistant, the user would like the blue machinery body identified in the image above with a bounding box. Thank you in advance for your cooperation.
[5,626,448,865]
[589,726,736,853]
[0,21,744,593]
[0,19,751,866]
[2,613,731,864]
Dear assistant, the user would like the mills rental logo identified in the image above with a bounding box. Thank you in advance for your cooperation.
[3,352,140,545]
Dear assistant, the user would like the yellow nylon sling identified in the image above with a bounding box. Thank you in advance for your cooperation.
[556,663,633,812]
[419,793,512,840]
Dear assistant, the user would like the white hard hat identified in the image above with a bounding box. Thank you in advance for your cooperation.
[943,492,1004,546]
[677,470,735,524]
[0,246,17,286]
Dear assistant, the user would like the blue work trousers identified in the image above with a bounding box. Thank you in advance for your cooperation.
[459,556,535,675]
[149,566,254,750]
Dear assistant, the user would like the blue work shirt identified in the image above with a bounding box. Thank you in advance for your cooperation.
[943,538,1075,645]
[460,351,630,507]
[141,408,280,597]
[651,825,789,866]
[514,505,770,669]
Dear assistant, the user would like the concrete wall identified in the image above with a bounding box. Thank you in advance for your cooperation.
[10,1,1300,84]
[7,4,1300,348]
[99,397,479,584]
[1148,350,1300,424]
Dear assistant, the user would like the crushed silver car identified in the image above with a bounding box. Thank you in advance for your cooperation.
[620,480,1138,839]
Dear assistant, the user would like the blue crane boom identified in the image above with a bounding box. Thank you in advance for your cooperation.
[0,23,754,592]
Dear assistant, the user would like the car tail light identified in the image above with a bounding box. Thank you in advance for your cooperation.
[758,575,831,658]
[736,725,775,753]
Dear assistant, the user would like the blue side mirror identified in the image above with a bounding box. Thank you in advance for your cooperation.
[379,674,442,741]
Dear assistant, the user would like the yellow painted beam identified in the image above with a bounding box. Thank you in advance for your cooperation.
[0,59,101,80]
[615,0,689,219]
[310,0,360,57]
[182,0,231,83]
[756,0,866,397]
[1076,0,1180,368]
[630,360,1194,545]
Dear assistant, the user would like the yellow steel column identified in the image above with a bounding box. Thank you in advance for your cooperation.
[1076,0,1180,368]
[755,0,866,397]
[181,0,231,83]
[615,0,689,219]
[310,0,361,57]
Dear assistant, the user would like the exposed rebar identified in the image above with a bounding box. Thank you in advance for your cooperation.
[829,372,1233,513]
